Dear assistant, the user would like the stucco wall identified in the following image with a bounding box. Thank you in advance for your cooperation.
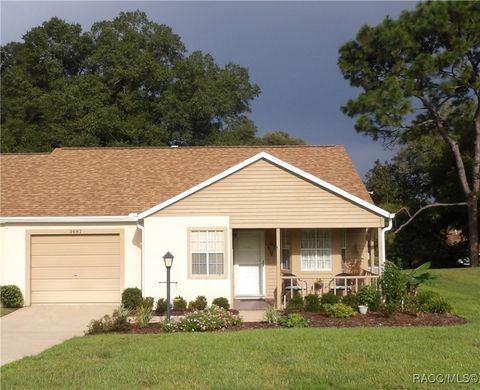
[143,216,232,305]
[0,222,141,304]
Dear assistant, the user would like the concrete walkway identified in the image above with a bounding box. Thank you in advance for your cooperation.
[1,305,114,365]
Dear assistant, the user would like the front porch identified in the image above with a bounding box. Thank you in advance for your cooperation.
[232,227,384,310]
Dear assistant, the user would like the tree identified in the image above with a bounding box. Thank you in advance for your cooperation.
[366,146,468,268]
[0,11,261,151]
[255,131,305,145]
[339,2,480,266]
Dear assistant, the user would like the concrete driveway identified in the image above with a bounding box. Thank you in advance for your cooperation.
[1,305,115,365]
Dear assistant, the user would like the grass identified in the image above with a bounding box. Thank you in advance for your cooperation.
[0,307,17,317]
[2,268,479,389]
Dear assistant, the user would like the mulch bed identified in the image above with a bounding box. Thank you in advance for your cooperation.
[302,311,466,328]
[128,312,465,334]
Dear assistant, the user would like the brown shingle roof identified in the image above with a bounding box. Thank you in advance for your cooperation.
[0,145,372,217]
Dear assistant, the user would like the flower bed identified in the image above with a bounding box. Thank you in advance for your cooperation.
[125,310,465,334]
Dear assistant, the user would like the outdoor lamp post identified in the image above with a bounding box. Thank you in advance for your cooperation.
[163,251,174,321]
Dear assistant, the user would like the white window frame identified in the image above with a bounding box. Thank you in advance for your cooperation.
[281,229,291,271]
[189,229,227,278]
[300,229,332,271]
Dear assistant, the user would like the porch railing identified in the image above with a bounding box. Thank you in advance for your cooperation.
[281,275,380,303]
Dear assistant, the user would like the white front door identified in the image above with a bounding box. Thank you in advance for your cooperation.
[234,230,264,297]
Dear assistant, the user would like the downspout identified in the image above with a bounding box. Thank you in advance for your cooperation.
[380,216,394,270]
[137,222,145,293]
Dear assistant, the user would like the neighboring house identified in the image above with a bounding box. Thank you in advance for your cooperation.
[0,146,394,308]
[445,228,465,246]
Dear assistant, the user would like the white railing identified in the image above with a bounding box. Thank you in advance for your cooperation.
[282,275,379,301]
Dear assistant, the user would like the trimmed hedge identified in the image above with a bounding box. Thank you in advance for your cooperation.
[304,294,320,312]
[121,288,142,310]
[212,297,230,310]
[173,296,187,311]
[0,285,24,308]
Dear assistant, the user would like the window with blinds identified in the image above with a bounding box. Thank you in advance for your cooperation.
[190,230,225,276]
[300,229,331,271]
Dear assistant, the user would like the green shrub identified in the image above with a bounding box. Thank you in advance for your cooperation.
[85,306,131,335]
[0,285,23,308]
[320,292,340,305]
[416,290,440,306]
[357,285,381,311]
[323,303,356,318]
[285,295,304,313]
[161,306,242,332]
[341,294,358,309]
[188,296,208,311]
[121,288,142,310]
[141,296,154,311]
[304,294,320,312]
[135,304,152,328]
[159,321,176,332]
[173,296,187,311]
[380,261,408,303]
[404,290,452,314]
[156,298,167,314]
[378,302,398,317]
[86,315,113,335]
[282,313,309,328]
[404,295,419,313]
[111,306,132,331]
[212,297,229,310]
[264,306,282,325]
[422,297,452,314]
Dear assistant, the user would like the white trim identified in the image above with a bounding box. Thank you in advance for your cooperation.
[380,218,394,267]
[137,222,145,293]
[138,152,394,219]
[0,215,138,223]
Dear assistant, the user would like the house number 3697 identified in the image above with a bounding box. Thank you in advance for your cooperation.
[69,229,82,234]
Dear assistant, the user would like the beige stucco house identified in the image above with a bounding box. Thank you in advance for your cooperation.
[0,146,394,308]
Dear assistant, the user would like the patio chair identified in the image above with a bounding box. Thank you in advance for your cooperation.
[282,273,307,300]
[330,273,354,295]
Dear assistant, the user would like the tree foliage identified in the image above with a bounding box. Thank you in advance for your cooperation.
[339,1,480,266]
[1,11,279,151]
[366,138,469,267]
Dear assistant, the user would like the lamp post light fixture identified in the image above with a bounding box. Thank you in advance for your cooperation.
[163,251,174,321]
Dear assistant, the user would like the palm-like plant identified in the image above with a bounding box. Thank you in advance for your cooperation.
[406,262,435,294]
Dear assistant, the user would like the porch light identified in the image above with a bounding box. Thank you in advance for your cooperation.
[163,251,174,268]
[162,251,174,321]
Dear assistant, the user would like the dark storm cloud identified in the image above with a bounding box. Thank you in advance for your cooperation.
[1,1,417,176]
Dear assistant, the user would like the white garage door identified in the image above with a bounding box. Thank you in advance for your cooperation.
[31,234,121,304]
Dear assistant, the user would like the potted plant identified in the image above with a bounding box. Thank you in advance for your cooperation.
[358,305,368,315]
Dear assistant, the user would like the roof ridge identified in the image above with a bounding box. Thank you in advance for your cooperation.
[0,152,51,156]
[53,145,342,152]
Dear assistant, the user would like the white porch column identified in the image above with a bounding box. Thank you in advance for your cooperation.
[276,228,282,308]
[369,228,375,274]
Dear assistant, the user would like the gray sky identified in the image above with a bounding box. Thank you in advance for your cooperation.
[1,1,417,177]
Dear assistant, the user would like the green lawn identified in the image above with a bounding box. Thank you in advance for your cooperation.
[2,269,479,390]
[0,307,17,317]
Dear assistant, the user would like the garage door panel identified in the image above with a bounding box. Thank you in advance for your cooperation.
[32,278,119,291]
[32,242,120,256]
[30,233,121,304]
[32,290,120,304]
[32,254,120,267]
[32,266,120,280]
[32,235,120,244]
